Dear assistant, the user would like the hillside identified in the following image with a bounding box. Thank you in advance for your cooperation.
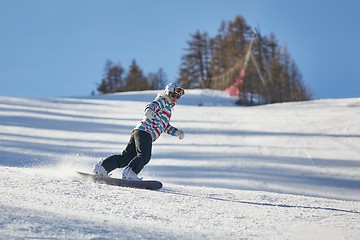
[0,90,359,239]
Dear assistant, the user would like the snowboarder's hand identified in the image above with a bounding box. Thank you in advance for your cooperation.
[175,130,184,140]
[145,108,154,120]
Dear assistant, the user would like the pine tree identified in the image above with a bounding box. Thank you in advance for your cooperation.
[124,60,149,91]
[97,60,124,94]
[210,16,252,90]
[178,31,212,89]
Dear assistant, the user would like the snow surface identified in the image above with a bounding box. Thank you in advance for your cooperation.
[0,90,359,239]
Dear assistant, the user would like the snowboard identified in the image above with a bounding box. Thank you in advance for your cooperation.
[76,171,163,190]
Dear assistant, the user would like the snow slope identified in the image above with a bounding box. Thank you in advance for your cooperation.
[0,90,359,239]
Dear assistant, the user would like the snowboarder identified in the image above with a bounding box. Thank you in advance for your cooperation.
[93,82,185,181]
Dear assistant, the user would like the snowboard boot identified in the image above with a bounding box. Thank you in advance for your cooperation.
[93,160,108,176]
[122,167,142,181]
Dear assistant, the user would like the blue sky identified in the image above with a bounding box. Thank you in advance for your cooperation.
[1,0,359,99]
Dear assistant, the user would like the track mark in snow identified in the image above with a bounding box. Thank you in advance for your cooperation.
[160,188,360,215]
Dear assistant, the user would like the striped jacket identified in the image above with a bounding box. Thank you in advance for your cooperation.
[134,94,178,142]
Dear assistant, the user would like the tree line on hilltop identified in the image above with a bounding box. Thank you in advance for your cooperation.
[97,59,167,94]
[96,15,312,105]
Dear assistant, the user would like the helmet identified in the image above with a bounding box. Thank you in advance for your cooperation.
[164,82,185,99]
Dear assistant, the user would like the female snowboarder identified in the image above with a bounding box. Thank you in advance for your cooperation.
[93,82,185,180]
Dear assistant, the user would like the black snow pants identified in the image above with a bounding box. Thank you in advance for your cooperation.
[102,129,152,174]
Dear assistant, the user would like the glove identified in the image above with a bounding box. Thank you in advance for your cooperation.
[175,130,184,140]
[145,108,154,120]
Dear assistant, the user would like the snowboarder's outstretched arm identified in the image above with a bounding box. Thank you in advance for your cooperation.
[165,124,184,140]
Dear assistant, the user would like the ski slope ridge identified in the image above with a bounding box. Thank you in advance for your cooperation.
[0,90,359,239]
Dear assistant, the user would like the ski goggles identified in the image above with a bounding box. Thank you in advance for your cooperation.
[171,87,185,99]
